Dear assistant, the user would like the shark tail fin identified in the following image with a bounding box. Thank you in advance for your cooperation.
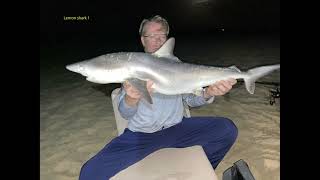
[244,64,280,94]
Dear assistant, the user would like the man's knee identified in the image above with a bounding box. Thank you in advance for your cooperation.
[222,117,238,145]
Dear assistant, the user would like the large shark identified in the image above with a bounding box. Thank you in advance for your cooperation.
[66,37,280,104]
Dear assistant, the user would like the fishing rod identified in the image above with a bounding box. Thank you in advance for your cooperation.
[236,80,280,105]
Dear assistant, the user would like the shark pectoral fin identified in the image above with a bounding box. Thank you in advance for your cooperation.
[127,78,153,104]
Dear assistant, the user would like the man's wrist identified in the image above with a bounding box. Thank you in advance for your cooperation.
[202,88,212,100]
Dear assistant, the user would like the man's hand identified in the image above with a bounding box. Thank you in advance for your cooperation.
[123,80,154,106]
[203,78,237,98]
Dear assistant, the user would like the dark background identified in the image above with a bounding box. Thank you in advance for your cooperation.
[40,0,280,50]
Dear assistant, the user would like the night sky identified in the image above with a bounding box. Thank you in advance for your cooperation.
[40,0,279,47]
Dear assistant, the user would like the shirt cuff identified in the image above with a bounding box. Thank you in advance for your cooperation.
[202,89,215,104]
[204,96,214,104]
[118,97,138,117]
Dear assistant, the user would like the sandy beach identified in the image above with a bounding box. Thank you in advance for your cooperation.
[40,34,280,180]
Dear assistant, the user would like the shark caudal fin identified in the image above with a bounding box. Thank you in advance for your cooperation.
[244,64,280,94]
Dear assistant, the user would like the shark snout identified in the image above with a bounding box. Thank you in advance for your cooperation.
[66,64,75,72]
[66,63,87,76]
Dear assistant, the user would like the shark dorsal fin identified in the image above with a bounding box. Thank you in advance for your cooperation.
[152,37,175,58]
[228,65,241,73]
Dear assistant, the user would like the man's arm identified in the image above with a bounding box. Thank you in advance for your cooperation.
[118,86,138,120]
[182,91,214,108]
[118,81,154,120]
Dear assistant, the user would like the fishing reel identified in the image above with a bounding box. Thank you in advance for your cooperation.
[269,86,280,105]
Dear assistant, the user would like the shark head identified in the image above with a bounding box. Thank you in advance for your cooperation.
[65,54,129,84]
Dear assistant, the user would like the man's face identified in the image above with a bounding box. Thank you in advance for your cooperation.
[141,22,168,53]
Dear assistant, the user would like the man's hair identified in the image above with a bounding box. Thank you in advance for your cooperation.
[139,15,170,36]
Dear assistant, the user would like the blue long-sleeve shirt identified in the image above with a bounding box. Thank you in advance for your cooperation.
[118,89,214,133]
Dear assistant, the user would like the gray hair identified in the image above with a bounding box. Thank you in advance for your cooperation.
[139,15,170,36]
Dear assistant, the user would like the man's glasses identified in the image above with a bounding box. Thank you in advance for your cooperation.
[143,33,167,40]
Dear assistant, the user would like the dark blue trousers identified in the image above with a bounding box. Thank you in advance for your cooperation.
[79,117,238,180]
